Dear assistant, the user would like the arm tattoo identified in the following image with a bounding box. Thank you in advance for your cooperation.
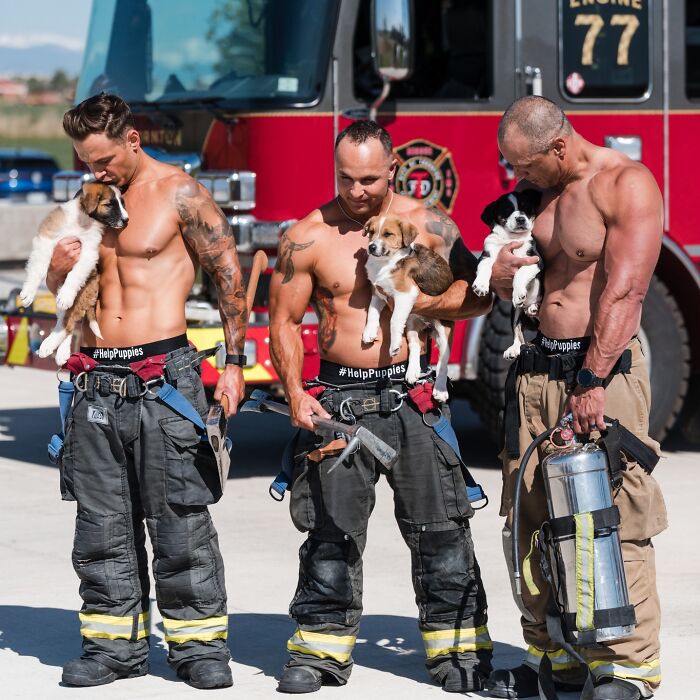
[425,206,476,282]
[426,207,461,248]
[275,232,315,284]
[176,187,248,352]
[311,286,337,354]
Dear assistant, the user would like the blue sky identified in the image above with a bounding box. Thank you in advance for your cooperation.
[2,0,91,52]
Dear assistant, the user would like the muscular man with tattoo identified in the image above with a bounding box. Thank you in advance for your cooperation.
[46,94,245,689]
[483,97,666,700]
[269,121,493,694]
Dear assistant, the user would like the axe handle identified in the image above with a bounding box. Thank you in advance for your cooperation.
[220,394,229,413]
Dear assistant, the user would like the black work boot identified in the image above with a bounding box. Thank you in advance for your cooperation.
[277,666,324,694]
[485,663,585,699]
[592,677,642,700]
[62,657,148,687]
[176,659,233,689]
[440,664,487,693]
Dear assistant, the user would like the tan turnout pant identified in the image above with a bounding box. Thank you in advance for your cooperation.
[500,339,667,694]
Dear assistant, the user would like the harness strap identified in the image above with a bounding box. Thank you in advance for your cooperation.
[549,506,620,540]
[48,380,76,464]
[270,428,302,501]
[432,415,488,508]
[153,383,206,432]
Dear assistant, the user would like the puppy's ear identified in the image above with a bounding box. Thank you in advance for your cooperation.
[398,219,419,247]
[80,183,102,215]
[363,216,376,237]
[519,188,542,214]
[480,200,499,226]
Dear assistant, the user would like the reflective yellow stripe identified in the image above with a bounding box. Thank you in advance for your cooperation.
[287,629,355,663]
[575,512,595,631]
[523,529,541,596]
[525,645,582,671]
[589,659,661,684]
[162,615,228,643]
[79,611,150,641]
[422,625,493,658]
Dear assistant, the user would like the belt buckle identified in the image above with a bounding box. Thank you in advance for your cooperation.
[361,397,380,412]
[108,375,127,397]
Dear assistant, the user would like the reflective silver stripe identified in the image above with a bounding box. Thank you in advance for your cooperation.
[590,659,661,684]
[575,512,595,631]
[79,612,149,640]
[287,629,355,663]
[421,626,493,658]
[525,646,581,671]
[162,615,228,643]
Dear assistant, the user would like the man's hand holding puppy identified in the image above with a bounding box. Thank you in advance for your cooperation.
[489,241,540,301]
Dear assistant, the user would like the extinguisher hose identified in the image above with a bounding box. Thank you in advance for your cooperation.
[512,425,557,596]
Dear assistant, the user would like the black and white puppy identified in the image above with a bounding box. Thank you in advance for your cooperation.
[473,189,543,359]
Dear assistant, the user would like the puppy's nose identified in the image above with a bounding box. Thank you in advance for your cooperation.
[515,216,527,226]
[368,242,377,254]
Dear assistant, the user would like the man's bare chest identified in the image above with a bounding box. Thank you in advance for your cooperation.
[534,188,606,264]
[101,206,181,260]
[313,234,372,299]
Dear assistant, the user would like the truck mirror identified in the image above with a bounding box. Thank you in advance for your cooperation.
[371,0,413,82]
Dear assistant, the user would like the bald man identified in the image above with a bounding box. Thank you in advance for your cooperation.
[484,97,666,700]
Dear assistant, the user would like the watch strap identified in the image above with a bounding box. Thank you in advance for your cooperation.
[225,353,248,366]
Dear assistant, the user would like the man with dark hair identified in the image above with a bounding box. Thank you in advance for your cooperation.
[269,121,493,694]
[47,93,246,689]
[484,96,666,700]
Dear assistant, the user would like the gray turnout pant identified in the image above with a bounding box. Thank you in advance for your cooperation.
[285,386,493,685]
[59,346,229,673]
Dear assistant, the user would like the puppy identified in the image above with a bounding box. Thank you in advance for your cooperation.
[473,189,542,360]
[362,215,453,402]
[20,182,129,365]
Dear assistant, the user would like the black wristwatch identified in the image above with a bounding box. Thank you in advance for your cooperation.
[576,367,605,388]
[224,353,248,367]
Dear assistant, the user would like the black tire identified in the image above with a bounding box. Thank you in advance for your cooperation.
[469,276,690,444]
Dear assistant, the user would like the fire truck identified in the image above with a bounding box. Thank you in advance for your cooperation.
[4,0,700,443]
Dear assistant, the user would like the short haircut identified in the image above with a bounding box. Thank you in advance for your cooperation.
[498,96,572,153]
[63,93,135,141]
[335,120,393,156]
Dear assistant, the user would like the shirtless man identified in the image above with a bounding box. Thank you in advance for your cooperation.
[47,94,246,689]
[269,120,493,694]
[481,97,667,700]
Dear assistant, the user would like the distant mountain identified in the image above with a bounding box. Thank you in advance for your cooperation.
[0,45,83,78]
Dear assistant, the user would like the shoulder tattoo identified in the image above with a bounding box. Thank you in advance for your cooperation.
[275,231,315,284]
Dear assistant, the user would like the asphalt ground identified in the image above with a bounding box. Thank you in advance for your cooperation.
[0,365,697,699]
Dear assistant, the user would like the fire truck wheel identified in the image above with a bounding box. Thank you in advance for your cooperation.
[640,276,690,441]
[472,276,690,445]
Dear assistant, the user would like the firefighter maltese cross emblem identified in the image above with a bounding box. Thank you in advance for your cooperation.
[394,139,459,213]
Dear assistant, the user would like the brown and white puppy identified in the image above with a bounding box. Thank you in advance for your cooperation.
[20,182,129,365]
[362,215,453,402]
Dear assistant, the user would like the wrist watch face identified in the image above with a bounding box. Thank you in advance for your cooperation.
[577,368,599,387]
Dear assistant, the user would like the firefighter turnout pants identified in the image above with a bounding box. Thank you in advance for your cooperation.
[59,347,229,674]
[286,387,493,685]
[500,339,667,695]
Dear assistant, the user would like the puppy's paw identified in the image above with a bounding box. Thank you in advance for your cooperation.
[361,328,378,344]
[512,289,527,307]
[432,386,449,403]
[37,334,60,358]
[389,343,402,357]
[503,343,522,360]
[55,289,76,310]
[54,343,72,367]
[472,279,490,297]
[525,303,540,317]
[19,288,35,307]
[405,365,421,385]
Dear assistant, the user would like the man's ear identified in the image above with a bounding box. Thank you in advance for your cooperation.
[480,200,499,226]
[398,219,419,247]
[80,182,101,215]
[125,128,140,153]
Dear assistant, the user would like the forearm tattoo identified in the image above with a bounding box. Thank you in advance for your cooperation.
[275,232,315,284]
[311,286,337,354]
[176,184,247,352]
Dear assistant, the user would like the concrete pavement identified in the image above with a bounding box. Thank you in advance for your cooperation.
[0,365,696,699]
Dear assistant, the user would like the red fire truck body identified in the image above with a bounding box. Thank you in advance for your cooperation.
[4,0,700,442]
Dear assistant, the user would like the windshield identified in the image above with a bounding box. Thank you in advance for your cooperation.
[76,0,338,107]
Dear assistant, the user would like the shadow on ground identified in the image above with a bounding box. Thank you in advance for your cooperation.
[0,605,525,689]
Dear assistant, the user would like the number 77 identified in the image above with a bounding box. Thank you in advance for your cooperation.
[575,13,640,66]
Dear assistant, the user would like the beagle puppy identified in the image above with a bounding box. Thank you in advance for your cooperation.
[20,182,128,365]
[362,215,453,402]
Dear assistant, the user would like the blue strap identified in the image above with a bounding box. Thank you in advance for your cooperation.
[153,382,206,432]
[433,415,488,507]
[270,429,301,501]
[48,381,76,464]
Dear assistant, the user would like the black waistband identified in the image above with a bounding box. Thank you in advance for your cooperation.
[318,355,429,386]
[534,332,591,356]
[80,334,189,364]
